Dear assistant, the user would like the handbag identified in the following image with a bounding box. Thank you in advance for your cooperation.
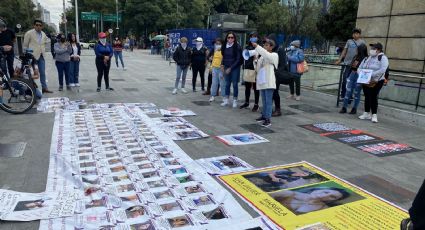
[243,69,256,83]
[296,60,308,74]
[275,68,294,85]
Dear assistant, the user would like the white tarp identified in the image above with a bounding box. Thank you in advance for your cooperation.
[160,109,196,117]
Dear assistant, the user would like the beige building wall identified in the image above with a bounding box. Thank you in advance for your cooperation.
[356,0,425,73]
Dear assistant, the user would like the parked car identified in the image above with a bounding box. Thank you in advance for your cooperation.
[88,40,97,49]
[80,42,90,49]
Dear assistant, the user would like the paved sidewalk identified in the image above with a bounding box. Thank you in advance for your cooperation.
[1,50,424,230]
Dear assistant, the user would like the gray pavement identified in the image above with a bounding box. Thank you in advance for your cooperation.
[0,50,424,229]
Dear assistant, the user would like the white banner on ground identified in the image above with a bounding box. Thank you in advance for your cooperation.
[152,117,209,141]
[37,97,87,113]
[195,155,253,175]
[160,109,196,117]
[0,189,79,221]
[216,133,269,146]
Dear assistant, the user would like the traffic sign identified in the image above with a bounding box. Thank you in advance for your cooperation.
[103,14,122,22]
[81,12,100,21]
[108,28,113,34]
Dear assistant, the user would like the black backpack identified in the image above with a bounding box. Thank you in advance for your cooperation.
[378,54,390,80]
[274,47,294,85]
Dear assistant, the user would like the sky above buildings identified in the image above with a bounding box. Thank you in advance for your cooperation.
[39,0,68,28]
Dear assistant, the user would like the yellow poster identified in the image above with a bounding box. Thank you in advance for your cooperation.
[218,162,408,230]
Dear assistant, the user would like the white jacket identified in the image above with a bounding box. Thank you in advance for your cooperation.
[254,45,278,90]
[358,53,389,82]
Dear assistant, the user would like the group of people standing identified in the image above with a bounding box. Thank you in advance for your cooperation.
[172,31,305,127]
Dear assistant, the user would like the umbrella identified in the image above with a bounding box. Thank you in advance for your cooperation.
[152,35,167,41]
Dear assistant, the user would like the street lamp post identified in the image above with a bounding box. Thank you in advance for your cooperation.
[75,0,80,42]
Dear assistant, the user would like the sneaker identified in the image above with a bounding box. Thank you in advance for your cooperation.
[371,114,378,123]
[181,88,188,94]
[96,88,101,92]
[75,83,80,87]
[239,102,249,109]
[256,116,266,122]
[172,88,178,95]
[349,108,357,114]
[400,218,414,230]
[359,112,371,120]
[123,67,126,71]
[69,83,75,87]
[339,107,347,114]
[286,95,295,99]
[220,98,229,106]
[251,104,259,112]
[106,87,114,91]
[58,86,63,91]
[209,96,215,102]
[272,109,282,117]
[232,99,238,108]
[295,96,301,101]
[261,119,271,127]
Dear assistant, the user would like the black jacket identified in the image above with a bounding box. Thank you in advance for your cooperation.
[243,44,255,70]
[191,46,208,65]
[173,45,191,67]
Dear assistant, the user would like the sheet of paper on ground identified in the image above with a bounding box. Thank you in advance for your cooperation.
[196,155,253,175]
[218,161,409,230]
[216,133,269,146]
[160,109,196,117]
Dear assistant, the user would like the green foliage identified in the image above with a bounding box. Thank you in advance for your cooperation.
[0,0,39,33]
[317,0,359,41]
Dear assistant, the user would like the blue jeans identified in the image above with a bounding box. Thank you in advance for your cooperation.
[55,61,70,87]
[340,65,352,98]
[211,67,225,97]
[260,89,274,119]
[224,67,240,98]
[37,55,48,89]
[343,71,362,109]
[114,51,124,67]
[175,65,188,89]
[69,60,80,84]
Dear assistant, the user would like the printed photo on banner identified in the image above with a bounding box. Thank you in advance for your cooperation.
[299,123,352,134]
[160,109,196,117]
[322,130,383,145]
[196,155,253,175]
[167,215,193,228]
[216,133,269,146]
[129,220,154,230]
[202,206,227,220]
[354,141,419,157]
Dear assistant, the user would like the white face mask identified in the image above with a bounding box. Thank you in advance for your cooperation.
[290,45,295,50]
[100,38,106,44]
[215,44,222,50]
[181,43,187,49]
[369,49,377,56]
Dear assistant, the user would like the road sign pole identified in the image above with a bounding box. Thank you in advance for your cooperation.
[75,0,80,42]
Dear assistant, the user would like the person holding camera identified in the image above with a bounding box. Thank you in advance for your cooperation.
[0,18,15,79]
[54,33,72,91]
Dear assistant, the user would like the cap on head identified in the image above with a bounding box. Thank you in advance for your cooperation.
[352,28,362,34]
[369,42,383,50]
[98,32,107,38]
[290,40,301,47]
[194,37,203,43]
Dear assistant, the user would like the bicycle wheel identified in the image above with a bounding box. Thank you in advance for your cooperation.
[0,78,36,114]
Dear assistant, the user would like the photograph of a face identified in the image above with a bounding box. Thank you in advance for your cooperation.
[13,199,46,211]
[117,184,136,193]
[147,180,166,189]
[163,159,180,166]
[243,166,328,192]
[85,198,106,209]
[184,185,203,194]
[202,207,227,220]
[142,171,159,178]
[113,174,130,182]
[120,194,140,202]
[125,205,146,219]
[171,167,188,175]
[176,175,193,184]
[129,221,154,230]
[193,195,214,206]
[160,201,183,212]
[154,190,173,199]
[167,215,192,228]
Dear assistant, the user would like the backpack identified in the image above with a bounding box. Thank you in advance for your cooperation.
[378,54,390,81]
[274,47,294,85]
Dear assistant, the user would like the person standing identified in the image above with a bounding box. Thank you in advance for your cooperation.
[286,40,305,101]
[240,32,260,112]
[208,38,224,102]
[358,43,388,123]
[0,18,16,79]
[113,37,125,70]
[401,179,425,230]
[53,33,72,91]
[172,37,191,94]
[221,32,242,108]
[253,39,278,127]
[335,28,365,99]
[94,32,114,92]
[68,33,81,88]
[23,19,53,93]
[191,37,208,92]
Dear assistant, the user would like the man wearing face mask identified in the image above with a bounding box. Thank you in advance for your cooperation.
[94,32,114,92]
[172,37,191,94]
[191,37,209,92]
[53,33,72,91]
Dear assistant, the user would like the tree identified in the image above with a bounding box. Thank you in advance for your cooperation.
[256,1,288,35]
[0,0,39,33]
[317,0,359,41]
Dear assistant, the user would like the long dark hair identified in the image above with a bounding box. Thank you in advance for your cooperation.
[67,33,77,43]
[221,31,238,55]
[357,43,368,61]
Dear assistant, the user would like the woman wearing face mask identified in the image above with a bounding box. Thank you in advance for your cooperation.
[191,37,209,92]
[208,38,224,102]
[252,39,278,127]
[94,32,114,92]
[286,40,305,101]
[358,42,389,123]
[113,37,125,70]
[221,32,242,108]
[68,33,81,88]
[53,33,72,91]
[172,37,191,94]
[240,32,260,112]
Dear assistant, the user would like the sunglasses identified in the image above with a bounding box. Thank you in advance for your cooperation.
[35,24,43,27]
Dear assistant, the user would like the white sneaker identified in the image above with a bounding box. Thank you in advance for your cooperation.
[181,88,188,94]
[232,99,238,108]
[69,83,75,87]
[172,88,178,95]
[209,96,215,102]
[220,98,229,106]
[75,83,80,87]
[371,114,378,123]
[295,96,301,101]
[359,112,372,120]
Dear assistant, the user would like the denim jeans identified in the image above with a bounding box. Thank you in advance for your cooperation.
[340,65,352,98]
[224,67,240,98]
[343,71,362,109]
[37,55,48,89]
[260,89,274,119]
[55,61,70,87]
[211,67,225,97]
[114,51,124,67]
[175,65,188,89]
[69,60,80,84]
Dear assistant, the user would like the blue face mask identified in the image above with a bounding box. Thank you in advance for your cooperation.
[250,37,258,43]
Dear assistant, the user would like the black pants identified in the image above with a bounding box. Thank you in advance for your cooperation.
[289,76,301,96]
[273,83,281,110]
[95,58,111,88]
[192,64,205,90]
[207,71,212,92]
[244,82,259,105]
[409,179,425,230]
[362,80,384,114]
[0,53,14,79]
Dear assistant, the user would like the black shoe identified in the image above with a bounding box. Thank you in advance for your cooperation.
[339,107,347,114]
[193,89,197,92]
[349,108,357,114]
[256,116,266,122]
[252,104,259,112]
[96,88,101,92]
[261,119,271,127]
[401,218,413,230]
[58,86,63,91]
[66,85,72,90]
[106,87,114,91]
[272,109,282,117]
[239,103,249,109]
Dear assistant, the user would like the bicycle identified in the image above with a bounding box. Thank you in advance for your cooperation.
[0,47,37,114]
